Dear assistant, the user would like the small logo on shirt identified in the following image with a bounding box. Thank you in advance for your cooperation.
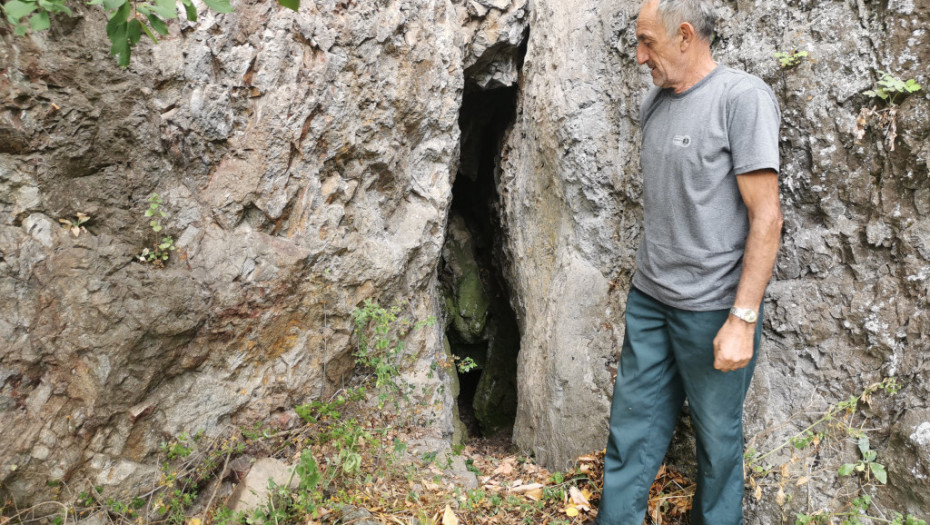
[672,135,692,148]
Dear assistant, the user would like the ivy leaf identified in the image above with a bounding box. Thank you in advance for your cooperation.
[51,1,71,15]
[179,0,195,21]
[3,0,38,21]
[106,13,131,67]
[107,17,126,42]
[29,9,49,30]
[277,0,299,11]
[105,0,129,28]
[101,0,127,11]
[140,17,158,41]
[202,0,232,13]
[127,18,142,45]
[147,13,168,34]
[838,463,856,476]
[113,39,131,67]
[152,0,176,19]
[870,462,887,484]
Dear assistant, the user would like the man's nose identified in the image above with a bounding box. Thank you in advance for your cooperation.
[636,44,648,65]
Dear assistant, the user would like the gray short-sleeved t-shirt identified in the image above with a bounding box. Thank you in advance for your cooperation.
[632,65,781,311]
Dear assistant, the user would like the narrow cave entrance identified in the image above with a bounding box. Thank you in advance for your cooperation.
[440,84,521,442]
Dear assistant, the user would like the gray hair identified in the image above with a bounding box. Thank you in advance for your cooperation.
[654,0,717,42]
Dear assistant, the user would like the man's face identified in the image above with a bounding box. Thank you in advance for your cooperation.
[636,1,683,89]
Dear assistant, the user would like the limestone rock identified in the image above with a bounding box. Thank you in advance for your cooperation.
[1,0,929,520]
[0,0,470,504]
[499,0,929,518]
[227,458,297,514]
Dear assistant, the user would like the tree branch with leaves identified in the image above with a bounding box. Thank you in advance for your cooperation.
[2,0,298,67]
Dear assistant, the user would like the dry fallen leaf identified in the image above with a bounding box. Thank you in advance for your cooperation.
[442,505,459,525]
[570,486,591,511]
[525,488,544,501]
[776,488,786,506]
[565,504,580,517]
[510,482,543,493]
[493,460,514,476]
[796,476,810,486]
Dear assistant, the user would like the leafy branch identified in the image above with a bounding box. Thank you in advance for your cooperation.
[2,0,299,67]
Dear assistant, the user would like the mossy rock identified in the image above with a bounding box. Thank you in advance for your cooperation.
[450,259,490,342]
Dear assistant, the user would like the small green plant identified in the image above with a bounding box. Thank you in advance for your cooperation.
[160,432,195,460]
[863,71,923,106]
[838,435,887,485]
[774,49,809,69]
[352,299,436,408]
[212,505,245,525]
[138,193,176,264]
[58,212,91,237]
[77,485,103,507]
[856,71,923,152]
[795,495,926,525]
[790,429,823,450]
[747,378,927,525]
[455,355,478,373]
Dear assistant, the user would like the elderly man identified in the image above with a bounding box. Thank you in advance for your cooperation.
[597,1,783,524]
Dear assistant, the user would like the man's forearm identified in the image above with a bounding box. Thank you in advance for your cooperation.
[713,196,782,371]
[732,203,783,313]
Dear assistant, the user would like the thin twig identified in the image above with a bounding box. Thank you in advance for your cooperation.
[203,445,234,524]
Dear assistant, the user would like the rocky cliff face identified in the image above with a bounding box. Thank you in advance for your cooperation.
[0,0,528,503]
[2,0,929,519]
[502,0,930,519]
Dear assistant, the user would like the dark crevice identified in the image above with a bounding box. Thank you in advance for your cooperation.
[441,56,524,440]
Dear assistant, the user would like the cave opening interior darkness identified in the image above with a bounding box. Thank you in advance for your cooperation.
[441,84,521,440]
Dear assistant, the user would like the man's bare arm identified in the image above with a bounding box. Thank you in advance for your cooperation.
[713,168,783,372]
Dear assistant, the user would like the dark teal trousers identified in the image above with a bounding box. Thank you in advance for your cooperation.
[597,287,762,525]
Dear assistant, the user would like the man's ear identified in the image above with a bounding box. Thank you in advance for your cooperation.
[678,22,695,50]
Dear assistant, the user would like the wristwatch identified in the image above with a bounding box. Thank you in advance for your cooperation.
[729,306,758,324]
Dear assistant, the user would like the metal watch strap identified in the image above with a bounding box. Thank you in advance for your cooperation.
[729,306,758,323]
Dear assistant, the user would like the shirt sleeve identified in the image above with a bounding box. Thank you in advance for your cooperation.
[727,86,781,175]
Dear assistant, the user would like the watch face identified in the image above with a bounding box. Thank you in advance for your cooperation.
[745,311,758,322]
